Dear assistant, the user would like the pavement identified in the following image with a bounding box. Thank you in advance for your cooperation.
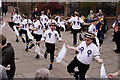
[1,12,119,79]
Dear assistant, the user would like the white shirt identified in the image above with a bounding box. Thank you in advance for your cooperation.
[41,29,61,44]
[33,20,44,35]
[88,24,97,36]
[67,16,84,29]
[112,21,120,28]
[40,14,49,24]
[76,41,100,64]
[58,21,66,27]
[21,19,33,30]
[55,16,61,23]
[112,22,115,28]
[58,20,66,32]
[13,14,22,24]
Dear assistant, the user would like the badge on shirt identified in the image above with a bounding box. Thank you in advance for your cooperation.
[73,21,76,25]
[48,33,52,38]
[77,21,80,25]
[55,33,57,38]
[87,50,92,57]
[93,29,96,32]
[78,47,84,53]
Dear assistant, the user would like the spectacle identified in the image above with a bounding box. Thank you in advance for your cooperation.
[84,39,90,41]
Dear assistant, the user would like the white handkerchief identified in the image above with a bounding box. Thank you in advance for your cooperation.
[56,43,67,63]
[100,63,108,79]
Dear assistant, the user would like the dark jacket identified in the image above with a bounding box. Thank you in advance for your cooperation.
[2,43,16,79]
[32,11,39,19]
[114,31,120,42]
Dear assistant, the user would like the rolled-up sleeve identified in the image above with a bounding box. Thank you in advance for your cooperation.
[94,47,100,59]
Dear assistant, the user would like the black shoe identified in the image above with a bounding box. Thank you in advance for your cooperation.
[115,50,120,53]
[29,44,34,49]
[35,54,39,59]
[22,38,25,43]
[44,52,48,59]
[49,64,52,70]
[16,39,19,42]
[114,49,118,52]
[25,48,28,51]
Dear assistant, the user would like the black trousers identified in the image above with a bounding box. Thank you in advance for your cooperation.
[19,29,28,42]
[56,26,61,37]
[8,22,19,31]
[114,31,120,51]
[33,34,42,41]
[115,41,120,51]
[72,29,81,45]
[45,43,55,62]
[67,57,90,80]
[97,31,104,46]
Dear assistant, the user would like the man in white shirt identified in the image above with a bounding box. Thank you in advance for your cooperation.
[66,32,103,80]
[32,17,44,59]
[58,17,66,32]
[40,11,49,30]
[19,14,34,51]
[13,11,23,42]
[7,10,23,42]
[48,16,62,37]
[88,19,100,47]
[40,22,65,70]
[67,11,90,47]
[12,11,22,25]
[88,19,99,36]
